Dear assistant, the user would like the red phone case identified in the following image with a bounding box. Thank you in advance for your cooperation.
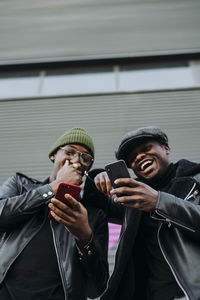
[55,182,81,201]
[48,183,81,219]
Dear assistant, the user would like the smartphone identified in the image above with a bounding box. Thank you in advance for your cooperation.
[105,159,131,189]
[48,183,81,219]
[55,182,81,201]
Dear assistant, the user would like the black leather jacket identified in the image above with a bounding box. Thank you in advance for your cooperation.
[0,172,109,300]
[99,159,200,300]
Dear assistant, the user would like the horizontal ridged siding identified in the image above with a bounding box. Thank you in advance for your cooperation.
[0,0,200,63]
[0,88,200,184]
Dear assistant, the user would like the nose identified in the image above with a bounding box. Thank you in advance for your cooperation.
[70,152,81,164]
[135,153,146,164]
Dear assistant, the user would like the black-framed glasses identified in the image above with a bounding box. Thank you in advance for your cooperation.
[60,147,93,167]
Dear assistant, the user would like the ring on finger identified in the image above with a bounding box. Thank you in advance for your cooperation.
[73,163,79,169]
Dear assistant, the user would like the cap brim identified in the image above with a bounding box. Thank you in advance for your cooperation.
[116,134,160,167]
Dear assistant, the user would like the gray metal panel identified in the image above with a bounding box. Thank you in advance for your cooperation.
[1,88,200,287]
[0,0,200,64]
[0,88,200,184]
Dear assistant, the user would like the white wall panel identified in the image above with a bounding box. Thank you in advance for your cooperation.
[0,88,200,184]
[0,0,200,64]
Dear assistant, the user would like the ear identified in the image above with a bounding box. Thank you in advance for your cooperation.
[50,154,56,162]
[163,145,170,155]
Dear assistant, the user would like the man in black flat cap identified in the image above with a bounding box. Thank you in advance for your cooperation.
[94,126,200,300]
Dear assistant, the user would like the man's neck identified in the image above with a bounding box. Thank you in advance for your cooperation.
[141,163,176,190]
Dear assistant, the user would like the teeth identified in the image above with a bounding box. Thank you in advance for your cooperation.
[141,160,152,171]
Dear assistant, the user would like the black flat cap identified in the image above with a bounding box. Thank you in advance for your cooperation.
[115,126,168,167]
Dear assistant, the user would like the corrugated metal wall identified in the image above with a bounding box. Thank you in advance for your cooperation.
[0,0,200,64]
[1,88,200,294]
[1,1,200,295]
[1,88,200,185]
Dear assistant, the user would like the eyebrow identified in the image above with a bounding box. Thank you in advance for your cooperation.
[64,145,90,154]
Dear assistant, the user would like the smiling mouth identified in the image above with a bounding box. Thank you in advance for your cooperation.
[139,160,153,171]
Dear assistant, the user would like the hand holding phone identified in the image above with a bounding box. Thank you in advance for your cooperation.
[105,159,130,189]
[49,183,92,243]
[48,182,81,219]
[55,182,81,202]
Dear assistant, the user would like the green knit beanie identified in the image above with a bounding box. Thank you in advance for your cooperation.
[49,128,95,159]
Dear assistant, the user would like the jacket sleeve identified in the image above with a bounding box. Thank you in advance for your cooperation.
[155,191,200,236]
[0,174,54,231]
[76,207,109,298]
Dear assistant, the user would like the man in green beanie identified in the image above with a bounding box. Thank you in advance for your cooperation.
[0,128,109,300]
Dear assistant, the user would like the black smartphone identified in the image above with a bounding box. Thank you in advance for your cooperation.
[105,159,130,189]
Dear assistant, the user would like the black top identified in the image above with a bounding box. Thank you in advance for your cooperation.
[136,164,183,300]
[139,212,183,300]
[0,210,65,300]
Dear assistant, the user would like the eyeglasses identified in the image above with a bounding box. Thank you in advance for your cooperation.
[60,147,93,167]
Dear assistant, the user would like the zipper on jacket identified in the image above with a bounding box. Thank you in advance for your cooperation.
[156,182,199,300]
[157,224,190,300]
[153,183,198,233]
[154,210,196,233]
[184,183,197,201]
[101,212,127,295]
[50,220,68,300]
